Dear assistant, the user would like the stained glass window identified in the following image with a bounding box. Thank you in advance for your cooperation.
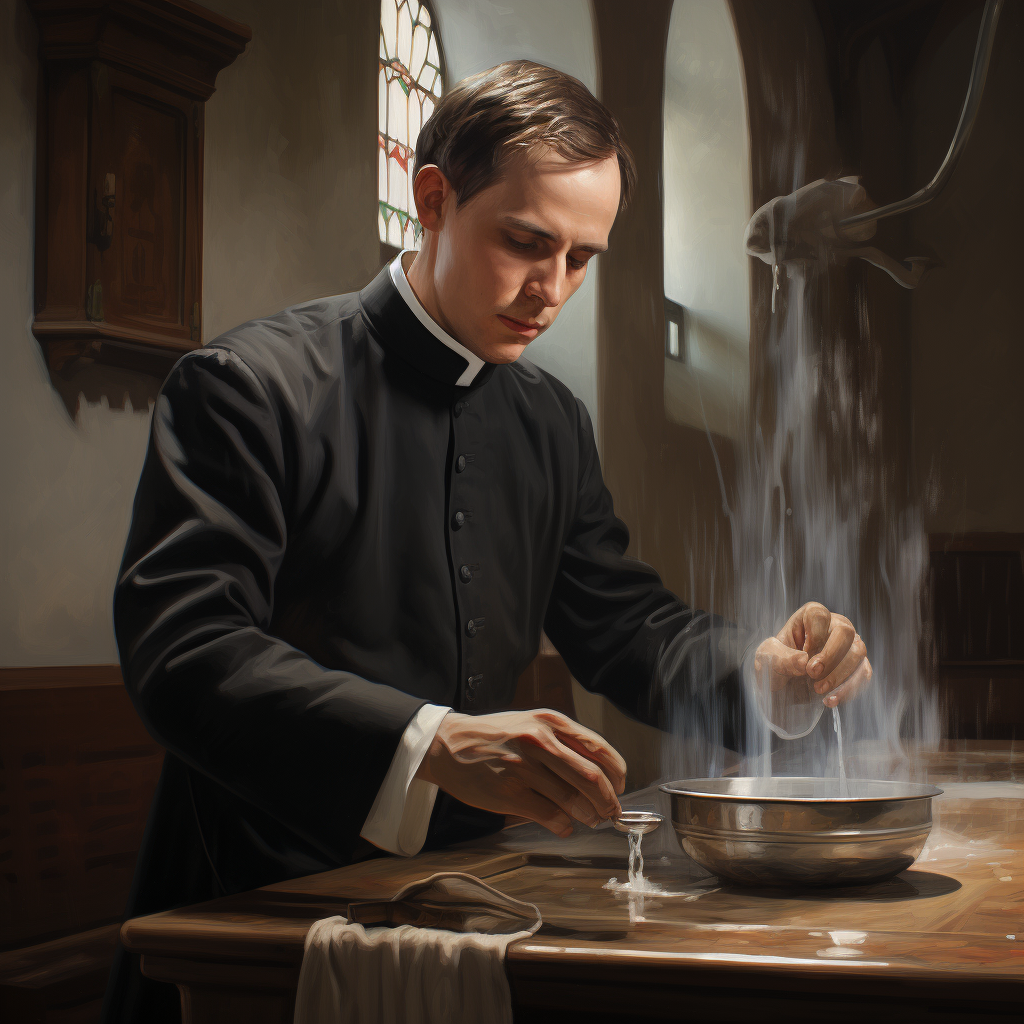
[379,0,445,250]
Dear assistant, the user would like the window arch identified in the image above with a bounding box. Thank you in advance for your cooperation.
[662,0,751,440]
[378,0,445,250]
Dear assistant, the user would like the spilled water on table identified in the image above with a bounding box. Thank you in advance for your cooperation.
[602,824,720,923]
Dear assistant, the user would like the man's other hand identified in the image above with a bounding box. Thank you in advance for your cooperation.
[414,710,626,838]
[753,601,873,707]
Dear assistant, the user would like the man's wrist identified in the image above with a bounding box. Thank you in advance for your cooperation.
[414,713,448,785]
[414,710,467,786]
[414,738,437,785]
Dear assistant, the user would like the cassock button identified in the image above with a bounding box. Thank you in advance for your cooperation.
[456,455,467,473]
[453,401,466,418]
[451,511,466,529]
[465,619,478,638]
[459,564,473,583]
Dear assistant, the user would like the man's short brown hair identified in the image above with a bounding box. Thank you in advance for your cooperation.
[414,60,637,214]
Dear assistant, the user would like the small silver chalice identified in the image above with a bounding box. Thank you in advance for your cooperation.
[612,810,664,835]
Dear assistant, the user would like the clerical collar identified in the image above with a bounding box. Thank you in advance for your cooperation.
[388,250,486,386]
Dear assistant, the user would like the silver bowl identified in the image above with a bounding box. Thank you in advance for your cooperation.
[659,777,943,887]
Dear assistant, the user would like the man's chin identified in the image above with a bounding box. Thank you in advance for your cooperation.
[481,338,532,365]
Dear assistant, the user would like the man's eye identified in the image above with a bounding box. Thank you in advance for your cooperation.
[568,255,587,271]
[506,235,534,251]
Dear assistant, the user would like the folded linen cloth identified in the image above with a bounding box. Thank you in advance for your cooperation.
[293,871,542,1024]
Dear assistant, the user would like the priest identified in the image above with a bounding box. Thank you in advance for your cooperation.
[103,60,872,1023]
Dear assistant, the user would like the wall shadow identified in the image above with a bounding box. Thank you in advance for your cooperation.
[48,358,163,420]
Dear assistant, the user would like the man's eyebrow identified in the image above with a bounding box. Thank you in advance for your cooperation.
[500,216,608,254]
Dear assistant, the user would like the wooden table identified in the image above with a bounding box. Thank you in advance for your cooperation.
[122,745,1024,1023]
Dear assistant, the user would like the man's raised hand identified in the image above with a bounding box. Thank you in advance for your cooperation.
[754,601,873,707]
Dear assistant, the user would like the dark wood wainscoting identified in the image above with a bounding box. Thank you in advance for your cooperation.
[931,533,1024,739]
[0,665,163,1022]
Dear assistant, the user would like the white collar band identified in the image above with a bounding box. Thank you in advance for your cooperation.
[389,250,486,387]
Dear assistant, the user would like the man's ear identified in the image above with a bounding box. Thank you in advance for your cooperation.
[412,164,450,232]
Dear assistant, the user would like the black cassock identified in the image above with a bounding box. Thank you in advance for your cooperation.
[103,260,747,1022]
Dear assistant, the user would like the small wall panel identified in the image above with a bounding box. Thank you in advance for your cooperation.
[930,534,1024,740]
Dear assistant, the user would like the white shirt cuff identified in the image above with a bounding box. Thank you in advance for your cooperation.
[359,703,450,857]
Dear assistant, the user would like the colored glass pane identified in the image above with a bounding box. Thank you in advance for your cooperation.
[378,0,444,247]
[377,143,388,203]
[382,0,397,53]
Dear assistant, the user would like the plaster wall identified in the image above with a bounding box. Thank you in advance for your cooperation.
[201,0,381,341]
[0,3,152,667]
[663,0,751,441]
[908,0,1024,534]
[1,0,383,666]
[592,0,842,618]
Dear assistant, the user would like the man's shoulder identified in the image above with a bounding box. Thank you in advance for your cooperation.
[167,290,369,415]
[207,291,362,376]
[503,355,588,429]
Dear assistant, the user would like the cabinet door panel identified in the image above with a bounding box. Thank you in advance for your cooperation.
[110,88,187,326]
[90,69,193,337]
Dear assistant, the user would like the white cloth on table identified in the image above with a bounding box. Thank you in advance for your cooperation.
[293,872,542,1024]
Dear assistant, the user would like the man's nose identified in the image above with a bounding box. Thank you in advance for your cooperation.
[525,256,566,308]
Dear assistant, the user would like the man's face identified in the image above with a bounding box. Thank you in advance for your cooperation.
[421,148,621,363]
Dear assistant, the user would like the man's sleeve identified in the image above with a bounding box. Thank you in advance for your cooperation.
[360,704,450,856]
[114,347,428,864]
[542,399,754,753]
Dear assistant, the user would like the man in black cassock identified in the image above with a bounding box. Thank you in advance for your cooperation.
[103,61,873,1023]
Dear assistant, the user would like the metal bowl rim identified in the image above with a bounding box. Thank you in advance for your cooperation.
[675,822,933,843]
[659,776,943,802]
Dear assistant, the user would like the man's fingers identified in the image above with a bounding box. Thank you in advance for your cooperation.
[543,738,621,819]
[506,780,574,836]
[779,609,805,652]
[557,734,626,795]
[807,614,856,680]
[517,761,603,828]
[755,638,809,691]
[814,634,868,695]
[801,602,832,660]
[755,638,809,675]
[527,736,621,819]
[541,713,627,794]
[823,656,873,707]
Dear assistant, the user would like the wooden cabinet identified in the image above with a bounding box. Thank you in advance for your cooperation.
[29,0,250,377]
